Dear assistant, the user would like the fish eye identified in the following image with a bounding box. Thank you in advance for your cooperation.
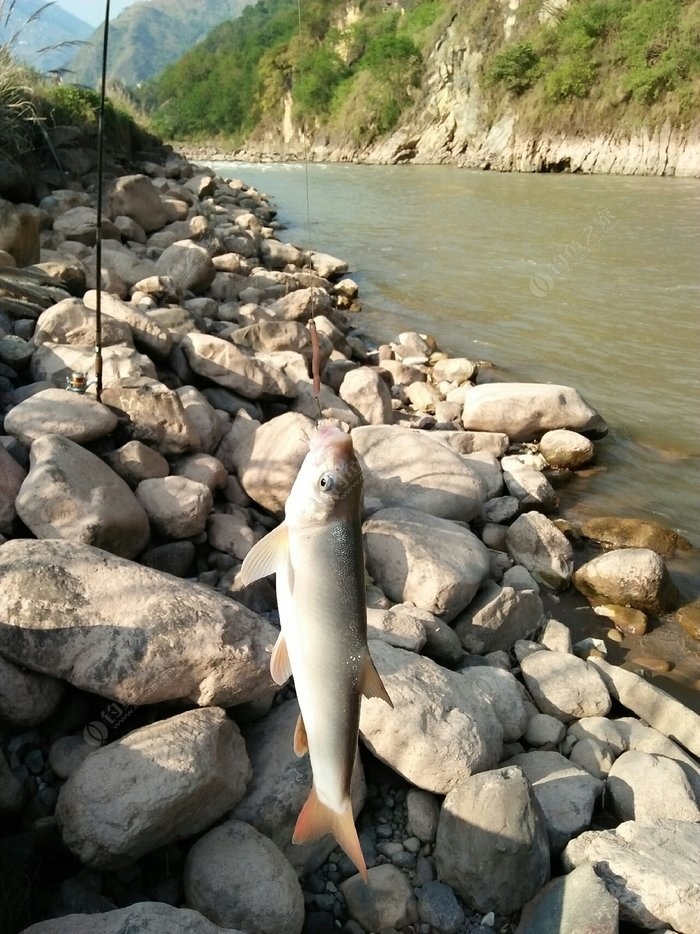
[318,472,336,493]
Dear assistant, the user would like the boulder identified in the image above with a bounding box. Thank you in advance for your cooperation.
[182,332,294,399]
[108,174,168,232]
[516,864,619,934]
[505,512,573,590]
[176,385,225,454]
[406,789,441,844]
[562,819,700,933]
[0,197,40,265]
[454,582,544,654]
[172,453,227,492]
[462,383,607,441]
[53,207,120,245]
[207,511,257,561]
[366,604,427,652]
[577,515,692,556]
[136,476,213,539]
[102,377,199,455]
[19,902,246,933]
[339,367,393,425]
[416,880,465,934]
[156,239,216,293]
[83,291,172,360]
[309,250,348,278]
[232,697,365,876]
[539,617,573,653]
[607,749,700,821]
[502,455,558,512]
[0,443,25,535]
[434,766,550,914]
[30,342,156,386]
[363,507,490,622]
[573,548,678,614]
[359,641,506,794]
[432,357,476,383]
[539,428,595,469]
[503,751,603,854]
[0,654,63,729]
[16,434,150,559]
[184,820,304,934]
[56,708,250,869]
[267,287,331,321]
[352,425,486,521]
[104,440,169,486]
[525,713,566,749]
[0,539,277,706]
[340,865,415,930]
[4,388,118,446]
[520,648,611,723]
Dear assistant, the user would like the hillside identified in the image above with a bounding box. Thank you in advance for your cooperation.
[141,0,700,174]
[66,0,254,87]
[0,0,92,72]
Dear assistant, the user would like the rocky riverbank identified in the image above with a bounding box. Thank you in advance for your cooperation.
[1,149,700,934]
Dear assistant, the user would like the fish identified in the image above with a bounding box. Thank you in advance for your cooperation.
[240,424,392,880]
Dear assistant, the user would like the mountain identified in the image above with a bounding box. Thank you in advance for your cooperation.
[141,0,700,175]
[0,0,93,73]
[66,0,254,87]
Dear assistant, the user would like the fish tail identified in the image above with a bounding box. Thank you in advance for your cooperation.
[293,785,367,882]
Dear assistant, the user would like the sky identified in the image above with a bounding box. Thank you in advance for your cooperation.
[55,1,142,27]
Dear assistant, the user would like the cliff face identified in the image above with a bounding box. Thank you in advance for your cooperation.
[238,3,700,177]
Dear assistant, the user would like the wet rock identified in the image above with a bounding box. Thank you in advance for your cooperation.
[103,439,169,486]
[454,582,544,654]
[462,382,607,441]
[562,819,700,933]
[352,425,487,521]
[20,901,246,933]
[606,750,700,822]
[0,539,276,706]
[136,476,213,539]
[0,654,63,729]
[4,388,118,446]
[520,647,611,723]
[505,511,573,590]
[16,434,150,559]
[184,820,304,934]
[108,174,168,233]
[232,698,365,875]
[364,507,490,622]
[573,547,677,614]
[0,443,25,535]
[578,515,692,556]
[182,332,294,399]
[588,658,700,758]
[515,863,618,934]
[339,366,393,425]
[360,641,505,793]
[503,751,603,854]
[539,428,595,469]
[102,377,200,455]
[593,603,648,635]
[434,766,550,915]
[56,708,250,869]
[340,864,415,931]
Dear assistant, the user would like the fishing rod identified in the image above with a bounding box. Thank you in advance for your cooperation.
[94,0,111,402]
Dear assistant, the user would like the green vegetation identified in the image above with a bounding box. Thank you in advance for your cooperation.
[485,0,700,127]
[140,0,450,144]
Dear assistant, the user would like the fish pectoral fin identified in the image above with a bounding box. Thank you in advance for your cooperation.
[270,631,293,685]
[240,523,289,585]
[359,650,393,708]
[293,787,367,883]
[293,713,308,757]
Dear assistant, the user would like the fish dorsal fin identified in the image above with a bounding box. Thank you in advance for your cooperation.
[270,631,292,686]
[240,523,288,585]
[293,785,367,882]
[293,712,309,757]
[359,650,393,708]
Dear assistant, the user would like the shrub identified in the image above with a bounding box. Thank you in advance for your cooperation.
[487,42,540,93]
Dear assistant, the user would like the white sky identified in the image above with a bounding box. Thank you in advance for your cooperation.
[55,1,143,28]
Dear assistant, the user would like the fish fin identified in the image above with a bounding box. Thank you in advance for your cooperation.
[359,650,393,708]
[293,787,367,882]
[293,713,308,757]
[240,523,288,585]
[270,631,292,685]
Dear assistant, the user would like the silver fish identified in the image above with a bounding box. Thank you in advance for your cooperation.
[241,424,392,880]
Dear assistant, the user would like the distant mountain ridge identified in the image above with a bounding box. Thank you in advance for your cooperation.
[0,0,92,72]
[66,0,254,87]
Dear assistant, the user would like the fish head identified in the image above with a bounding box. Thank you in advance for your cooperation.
[285,424,363,524]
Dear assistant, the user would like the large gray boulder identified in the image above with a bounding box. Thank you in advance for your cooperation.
[505,512,574,590]
[0,539,276,706]
[136,476,213,539]
[182,332,295,399]
[15,434,150,559]
[573,548,678,614]
[19,902,246,933]
[83,291,172,360]
[156,239,216,293]
[56,709,250,869]
[520,647,611,723]
[340,864,416,931]
[454,582,544,654]
[33,297,133,348]
[562,819,700,933]
[516,864,618,934]
[462,382,607,441]
[606,750,700,822]
[363,507,490,622]
[101,377,200,455]
[108,174,168,232]
[351,425,486,521]
[184,820,304,934]
[339,367,393,425]
[359,641,507,794]
[30,342,156,386]
[4,388,118,446]
[434,766,550,914]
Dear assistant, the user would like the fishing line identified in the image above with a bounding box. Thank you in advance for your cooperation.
[94,0,111,402]
[296,0,322,418]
